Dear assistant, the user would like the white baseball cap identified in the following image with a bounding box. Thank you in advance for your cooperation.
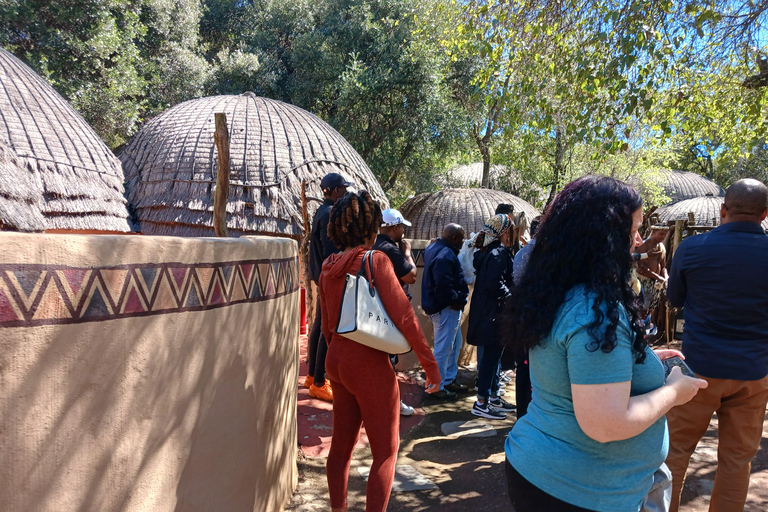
[381,209,412,227]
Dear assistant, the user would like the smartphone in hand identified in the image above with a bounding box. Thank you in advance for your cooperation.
[662,355,696,378]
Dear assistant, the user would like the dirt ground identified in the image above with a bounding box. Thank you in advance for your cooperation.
[286,367,768,512]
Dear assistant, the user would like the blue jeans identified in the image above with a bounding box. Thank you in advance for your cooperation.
[429,307,463,390]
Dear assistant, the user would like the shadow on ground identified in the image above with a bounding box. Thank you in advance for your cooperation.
[286,367,768,512]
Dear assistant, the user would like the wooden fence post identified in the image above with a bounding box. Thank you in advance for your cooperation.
[213,113,230,237]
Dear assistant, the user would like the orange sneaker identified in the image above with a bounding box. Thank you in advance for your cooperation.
[308,381,333,402]
[303,375,314,389]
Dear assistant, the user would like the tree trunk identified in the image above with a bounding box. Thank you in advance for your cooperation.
[477,139,491,188]
[545,129,566,208]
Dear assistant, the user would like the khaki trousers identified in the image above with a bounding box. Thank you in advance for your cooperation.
[666,374,768,512]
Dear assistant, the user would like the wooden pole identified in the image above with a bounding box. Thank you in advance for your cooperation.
[672,219,685,256]
[213,113,230,237]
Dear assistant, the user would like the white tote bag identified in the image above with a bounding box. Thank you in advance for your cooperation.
[336,250,411,354]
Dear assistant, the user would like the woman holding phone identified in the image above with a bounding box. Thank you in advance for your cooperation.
[502,175,707,512]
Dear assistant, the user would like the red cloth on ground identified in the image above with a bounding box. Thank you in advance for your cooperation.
[319,246,440,512]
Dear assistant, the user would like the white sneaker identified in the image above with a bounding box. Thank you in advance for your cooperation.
[400,401,415,416]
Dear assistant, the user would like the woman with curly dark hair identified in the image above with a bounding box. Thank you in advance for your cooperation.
[502,176,707,512]
[319,190,441,512]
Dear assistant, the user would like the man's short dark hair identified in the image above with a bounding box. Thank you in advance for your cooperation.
[495,203,514,215]
[724,179,768,216]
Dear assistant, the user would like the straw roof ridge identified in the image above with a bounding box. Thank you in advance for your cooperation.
[0,48,131,232]
[657,169,724,204]
[0,141,45,232]
[655,195,768,232]
[121,93,388,237]
[400,187,540,241]
[441,162,547,203]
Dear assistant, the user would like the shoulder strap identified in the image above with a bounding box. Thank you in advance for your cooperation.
[357,250,377,296]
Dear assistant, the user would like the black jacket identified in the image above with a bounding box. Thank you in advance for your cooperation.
[421,238,469,315]
[467,240,514,346]
[308,199,339,283]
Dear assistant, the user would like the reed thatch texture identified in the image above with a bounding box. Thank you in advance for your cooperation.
[655,195,768,232]
[0,141,45,232]
[657,170,724,204]
[120,93,388,238]
[656,196,724,226]
[440,163,546,204]
[0,48,131,232]
[400,188,540,240]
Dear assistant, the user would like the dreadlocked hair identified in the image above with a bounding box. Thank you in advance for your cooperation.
[327,190,382,250]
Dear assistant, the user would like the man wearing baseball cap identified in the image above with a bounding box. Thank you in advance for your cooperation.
[373,208,418,415]
[305,173,353,402]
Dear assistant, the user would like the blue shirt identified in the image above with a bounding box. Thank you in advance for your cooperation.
[667,221,768,380]
[513,239,535,286]
[505,286,667,512]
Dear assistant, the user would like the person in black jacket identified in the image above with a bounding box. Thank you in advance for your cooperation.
[305,173,352,402]
[467,214,517,419]
[421,223,469,400]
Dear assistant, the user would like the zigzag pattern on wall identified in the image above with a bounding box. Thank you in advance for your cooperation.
[412,249,425,268]
[0,257,299,327]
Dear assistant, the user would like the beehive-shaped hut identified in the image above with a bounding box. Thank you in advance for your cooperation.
[440,163,546,204]
[656,170,724,204]
[120,93,388,238]
[655,195,768,232]
[400,188,540,240]
[0,141,45,232]
[655,196,723,226]
[0,48,131,232]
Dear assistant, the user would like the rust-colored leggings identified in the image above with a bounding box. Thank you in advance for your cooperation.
[325,337,400,512]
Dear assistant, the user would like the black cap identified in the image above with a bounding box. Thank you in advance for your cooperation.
[320,172,353,192]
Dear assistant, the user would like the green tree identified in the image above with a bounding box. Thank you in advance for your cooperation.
[206,0,467,194]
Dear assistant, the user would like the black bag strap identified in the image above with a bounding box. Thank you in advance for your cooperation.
[356,250,377,297]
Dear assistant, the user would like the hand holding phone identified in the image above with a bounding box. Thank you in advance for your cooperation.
[662,355,696,378]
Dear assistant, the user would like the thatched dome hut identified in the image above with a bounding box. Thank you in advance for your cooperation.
[0,48,132,232]
[657,170,724,204]
[440,163,546,205]
[0,141,45,232]
[655,195,768,232]
[120,93,388,238]
[400,188,540,240]
[654,196,723,226]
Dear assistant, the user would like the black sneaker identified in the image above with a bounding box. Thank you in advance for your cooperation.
[425,389,457,401]
[445,380,469,393]
[489,397,516,412]
[471,401,507,420]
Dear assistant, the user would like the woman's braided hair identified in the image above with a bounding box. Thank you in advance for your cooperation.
[327,190,382,250]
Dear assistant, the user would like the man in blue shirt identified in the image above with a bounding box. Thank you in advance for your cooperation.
[421,223,469,400]
[665,178,768,512]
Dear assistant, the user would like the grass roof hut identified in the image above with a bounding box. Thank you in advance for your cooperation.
[399,188,540,241]
[440,163,546,205]
[0,141,45,232]
[120,93,388,238]
[655,195,768,232]
[0,48,131,232]
[656,170,724,204]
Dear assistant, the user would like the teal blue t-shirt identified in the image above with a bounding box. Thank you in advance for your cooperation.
[505,285,667,512]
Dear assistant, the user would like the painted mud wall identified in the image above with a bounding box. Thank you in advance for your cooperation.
[0,233,299,512]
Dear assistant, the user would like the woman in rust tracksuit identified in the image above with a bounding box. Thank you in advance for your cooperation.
[319,191,441,512]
